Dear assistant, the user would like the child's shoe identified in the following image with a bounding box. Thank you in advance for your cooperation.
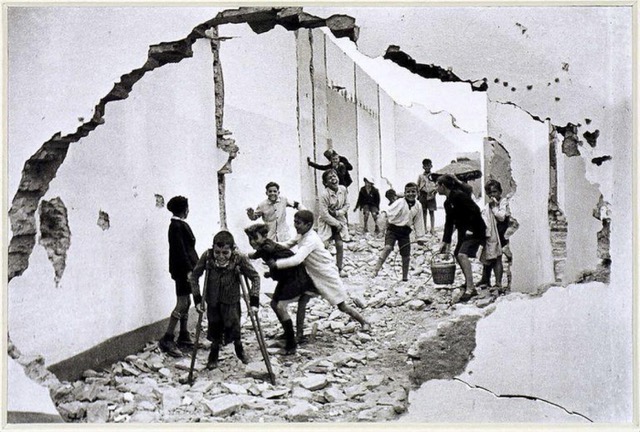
[177,332,194,348]
[283,320,297,355]
[159,334,182,358]
[206,345,219,370]
[234,342,250,364]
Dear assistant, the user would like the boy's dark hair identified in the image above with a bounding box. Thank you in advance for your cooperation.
[385,189,397,201]
[404,182,418,191]
[322,169,338,186]
[437,174,473,196]
[244,223,269,239]
[213,230,235,248]
[422,158,432,166]
[167,196,188,215]
[295,209,314,224]
[485,179,503,193]
[265,181,280,191]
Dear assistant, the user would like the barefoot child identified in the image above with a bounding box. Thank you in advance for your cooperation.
[372,183,426,281]
[244,223,317,355]
[317,169,351,276]
[159,196,199,358]
[268,210,370,331]
[189,231,261,370]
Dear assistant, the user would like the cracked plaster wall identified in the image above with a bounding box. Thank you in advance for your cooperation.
[487,102,555,293]
[9,36,219,365]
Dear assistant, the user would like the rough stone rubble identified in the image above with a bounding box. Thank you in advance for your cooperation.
[37,228,507,423]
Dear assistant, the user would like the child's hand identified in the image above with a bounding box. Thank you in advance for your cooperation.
[307,157,312,165]
[196,302,206,313]
[266,259,277,271]
[264,271,272,279]
[246,208,255,219]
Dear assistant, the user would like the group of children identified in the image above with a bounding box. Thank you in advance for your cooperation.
[158,149,516,368]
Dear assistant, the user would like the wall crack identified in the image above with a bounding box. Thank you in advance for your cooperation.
[453,378,594,423]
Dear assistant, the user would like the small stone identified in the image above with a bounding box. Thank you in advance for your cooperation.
[262,388,290,399]
[138,400,156,411]
[366,352,379,360]
[407,342,421,359]
[323,386,347,402]
[476,297,494,308]
[203,395,243,417]
[292,386,314,399]
[123,392,135,403]
[222,383,248,395]
[285,400,318,421]
[407,300,426,311]
[357,332,372,342]
[299,374,328,391]
[158,368,172,379]
[327,352,352,366]
[182,395,193,406]
[330,321,345,331]
[357,407,377,421]
[364,374,385,389]
[345,384,368,399]
[121,362,140,377]
[82,369,99,379]
[129,410,160,423]
[86,401,109,422]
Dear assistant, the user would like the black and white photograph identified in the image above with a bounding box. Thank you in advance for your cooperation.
[4,3,636,427]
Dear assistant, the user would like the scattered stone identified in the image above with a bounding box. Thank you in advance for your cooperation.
[364,374,385,389]
[285,400,318,421]
[323,386,347,402]
[407,300,426,311]
[122,392,135,403]
[203,395,243,417]
[121,362,141,377]
[158,368,172,379]
[129,410,160,423]
[86,400,110,422]
[357,407,377,421]
[327,352,352,366]
[292,386,314,399]
[299,374,328,391]
[262,388,290,399]
[222,383,248,395]
[58,401,87,420]
[138,400,157,411]
[344,384,367,399]
[82,369,99,379]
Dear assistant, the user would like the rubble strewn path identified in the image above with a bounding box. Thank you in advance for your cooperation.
[50,228,507,423]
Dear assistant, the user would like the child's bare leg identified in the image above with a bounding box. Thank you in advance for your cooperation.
[337,301,370,330]
[296,294,310,342]
[429,210,436,234]
[456,253,475,292]
[363,210,369,232]
[372,213,380,233]
[275,301,292,322]
[335,238,344,271]
[373,245,393,276]
[401,255,410,281]
[494,258,504,288]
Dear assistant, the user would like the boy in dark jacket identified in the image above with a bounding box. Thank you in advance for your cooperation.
[245,223,317,355]
[189,231,261,370]
[307,149,353,188]
[160,196,199,357]
[353,177,381,234]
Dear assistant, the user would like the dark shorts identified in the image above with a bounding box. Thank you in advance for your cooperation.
[385,224,412,257]
[174,277,191,296]
[272,267,318,302]
[207,302,242,345]
[330,226,344,241]
[419,191,437,211]
[454,232,484,258]
[360,204,379,215]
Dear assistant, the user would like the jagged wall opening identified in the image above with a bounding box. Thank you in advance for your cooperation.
[548,126,568,283]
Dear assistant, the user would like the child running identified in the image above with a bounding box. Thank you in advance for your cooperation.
[159,196,199,358]
[190,231,261,370]
[267,210,371,331]
[317,169,351,277]
[246,181,302,242]
[244,223,317,355]
[372,183,426,281]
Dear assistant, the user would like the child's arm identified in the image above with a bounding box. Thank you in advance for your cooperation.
[238,254,261,309]
[272,239,315,270]
[340,156,353,170]
[246,207,260,221]
[307,157,331,170]
[188,251,208,309]
[491,198,511,221]
[285,197,301,210]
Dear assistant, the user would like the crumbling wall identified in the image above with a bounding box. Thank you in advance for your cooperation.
[487,102,555,293]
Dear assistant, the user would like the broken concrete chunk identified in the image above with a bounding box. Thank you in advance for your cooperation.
[345,384,368,399]
[148,40,194,66]
[262,388,290,399]
[222,382,248,395]
[323,386,347,402]
[285,400,318,421]
[203,394,243,417]
[57,401,87,420]
[120,363,140,377]
[299,374,328,391]
[407,299,426,311]
[325,14,359,42]
[364,374,385,389]
[129,410,160,423]
[292,386,314,400]
[138,400,157,411]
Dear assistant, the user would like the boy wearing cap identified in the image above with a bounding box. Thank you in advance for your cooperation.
[354,178,381,234]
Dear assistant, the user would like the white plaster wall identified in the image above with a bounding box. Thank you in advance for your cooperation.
[8,39,218,365]
[355,66,381,189]
[488,103,555,292]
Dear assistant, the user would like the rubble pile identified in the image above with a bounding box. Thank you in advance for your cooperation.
[51,228,508,423]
